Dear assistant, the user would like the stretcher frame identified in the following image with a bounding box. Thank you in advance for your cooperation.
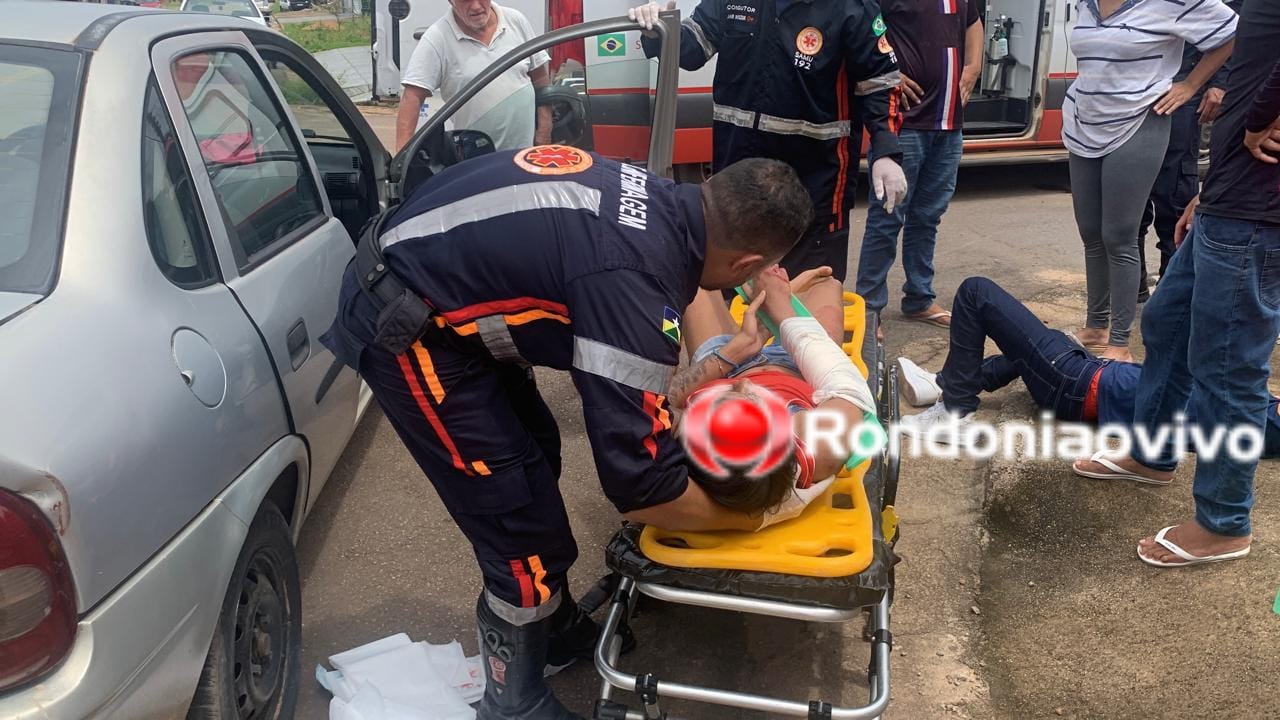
[592,311,902,720]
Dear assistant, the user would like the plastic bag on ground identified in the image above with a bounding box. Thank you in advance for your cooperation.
[316,633,483,720]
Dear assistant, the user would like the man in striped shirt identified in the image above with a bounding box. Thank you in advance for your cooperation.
[855,0,984,333]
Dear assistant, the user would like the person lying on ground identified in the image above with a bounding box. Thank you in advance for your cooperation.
[663,265,878,519]
[895,276,1280,458]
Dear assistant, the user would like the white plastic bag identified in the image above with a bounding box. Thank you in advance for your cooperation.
[317,634,483,720]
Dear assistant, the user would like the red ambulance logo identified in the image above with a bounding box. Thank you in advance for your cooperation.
[796,27,824,56]
[513,145,594,175]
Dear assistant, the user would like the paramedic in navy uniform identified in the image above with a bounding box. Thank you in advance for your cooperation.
[321,146,821,719]
[630,0,909,283]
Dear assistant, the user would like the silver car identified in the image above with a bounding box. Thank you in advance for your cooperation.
[0,2,675,717]
[0,3,393,718]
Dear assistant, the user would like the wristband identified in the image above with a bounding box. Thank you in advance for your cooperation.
[712,348,748,375]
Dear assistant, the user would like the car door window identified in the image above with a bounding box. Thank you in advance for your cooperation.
[142,80,218,288]
[261,53,375,238]
[172,49,324,271]
[266,59,351,142]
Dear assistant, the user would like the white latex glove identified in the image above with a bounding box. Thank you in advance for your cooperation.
[756,477,834,530]
[871,157,908,214]
[627,1,675,30]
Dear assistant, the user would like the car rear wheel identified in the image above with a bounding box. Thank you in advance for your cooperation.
[187,502,300,720]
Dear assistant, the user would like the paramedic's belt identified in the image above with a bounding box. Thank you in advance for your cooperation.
[354,210,435,356]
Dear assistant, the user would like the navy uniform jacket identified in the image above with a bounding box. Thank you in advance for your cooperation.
[642,0,904,234]
[322,148,702,513]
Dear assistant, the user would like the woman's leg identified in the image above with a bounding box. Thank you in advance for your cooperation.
[1069,152,1109,343]
[682,288,741,358]
[1098,112,1171,353]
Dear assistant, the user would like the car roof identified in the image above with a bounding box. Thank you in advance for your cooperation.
[0,0,262,50]
[0,0,156,47]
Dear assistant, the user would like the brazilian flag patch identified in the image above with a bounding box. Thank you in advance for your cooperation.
[661,306,682,345]
[872,14,887,37]
[598,33,627,57]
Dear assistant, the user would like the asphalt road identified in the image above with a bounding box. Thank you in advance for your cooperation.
[295,161,1280,720]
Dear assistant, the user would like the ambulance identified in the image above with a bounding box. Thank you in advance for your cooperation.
[372,0,1078,176]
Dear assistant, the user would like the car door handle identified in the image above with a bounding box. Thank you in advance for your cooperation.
[287,319,311,371]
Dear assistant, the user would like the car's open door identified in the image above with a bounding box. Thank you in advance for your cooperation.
[246,28,396,232]
[388,11,683,204]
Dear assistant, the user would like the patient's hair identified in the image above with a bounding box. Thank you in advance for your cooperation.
[686,455,800,516]
[704,158,813,258]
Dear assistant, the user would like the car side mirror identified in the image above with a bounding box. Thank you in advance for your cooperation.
[402,127,495,193]
[535,86,590,148]
[449,129,494,161]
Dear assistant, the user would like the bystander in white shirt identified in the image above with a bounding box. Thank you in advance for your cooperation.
[401,2,550,151]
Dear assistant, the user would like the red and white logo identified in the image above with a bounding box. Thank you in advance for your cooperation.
[513,145,593,175]
[681,385,794,478]
[796,27,824,56]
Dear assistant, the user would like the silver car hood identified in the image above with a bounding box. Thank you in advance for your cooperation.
[0,291,40,325]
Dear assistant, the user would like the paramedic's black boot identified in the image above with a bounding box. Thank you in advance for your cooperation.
[544,591,636,677]
[476,593,584,720]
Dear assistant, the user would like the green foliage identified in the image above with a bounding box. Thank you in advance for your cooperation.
[279,15,371,54]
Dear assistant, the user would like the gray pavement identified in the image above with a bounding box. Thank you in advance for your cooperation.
[313,45,372,102]
[297,161,1280,719]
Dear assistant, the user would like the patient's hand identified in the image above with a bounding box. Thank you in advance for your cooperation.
[722,289,770,362]
[790,266,834,295]
[752,267,797,324]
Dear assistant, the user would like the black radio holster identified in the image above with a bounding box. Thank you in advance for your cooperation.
[355,210,437,356]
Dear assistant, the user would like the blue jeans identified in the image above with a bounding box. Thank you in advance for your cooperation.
[1130,212,1280,536]
[856,128,964,315]
[691,334,800,378]
[938,277,1101,417]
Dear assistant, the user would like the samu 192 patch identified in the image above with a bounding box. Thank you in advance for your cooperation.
[661,306,682,345]
[872,14,887,36]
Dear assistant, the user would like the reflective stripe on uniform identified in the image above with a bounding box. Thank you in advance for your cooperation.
[757,113,851,140]
[485,587,562,624]
[854,70,902,97]
[713,102,756,129]
[572,337,673,394]
[476,315,529,366]
[380,181,602,249]
[714,103,851,141]
[684,16,716,60]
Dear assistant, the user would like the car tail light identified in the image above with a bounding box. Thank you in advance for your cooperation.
[0,489,77,693]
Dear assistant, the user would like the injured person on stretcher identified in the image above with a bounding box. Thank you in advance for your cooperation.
[661,264,878,524]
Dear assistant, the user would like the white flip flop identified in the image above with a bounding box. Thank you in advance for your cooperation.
[1072,451,1172,486]
[1138,526,1251,568]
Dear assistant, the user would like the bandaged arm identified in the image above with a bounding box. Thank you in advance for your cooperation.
[779,316,876,416]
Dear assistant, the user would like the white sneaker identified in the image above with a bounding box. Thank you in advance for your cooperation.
[896,357,942,407]
[899,400,975,446]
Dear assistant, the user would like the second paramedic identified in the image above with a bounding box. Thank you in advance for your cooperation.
[631,0,908,282]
